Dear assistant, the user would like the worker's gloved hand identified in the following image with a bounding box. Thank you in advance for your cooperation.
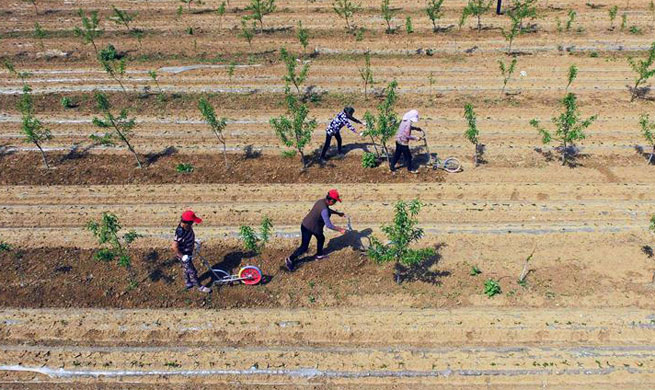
[181,254,190,262]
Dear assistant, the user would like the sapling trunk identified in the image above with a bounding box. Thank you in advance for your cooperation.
[382,142,392,168]
[650,145,655,164]
[477,14,482,31]
[473,142,479,166]
[299,148,307,170]
[368,134,381,158]
[561,140,567,165]
[35,142,50,169]
[111,119,142,168]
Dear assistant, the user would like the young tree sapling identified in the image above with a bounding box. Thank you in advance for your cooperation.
[244,0,276,33]
[91,92,143,168]
[530,93,597,165]
[19,85,53,169]
[358,51,374,100]
[499,57,517,94]
[87,212,141,269]
[460,0,493,32]
[426,0,445,32]
[639,113,655,164]
[296,20,310,57]
[270,87,317,170]
[362,80,399,167]
[198,97,229,168]
[333,0,361,32]
[73,9,103,55]
[280,47,309,95]
[368,200,435,275]
[381,0,396,34]
[464,103,481,166]
[33,22,46,51]
[628,42,655,101]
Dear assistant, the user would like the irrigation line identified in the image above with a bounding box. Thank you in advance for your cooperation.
[0,364,644,379]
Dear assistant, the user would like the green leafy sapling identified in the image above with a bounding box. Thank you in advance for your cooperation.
[650,1,655,25]
[227,61,236,80]
[176,5,183,19]
[650,215,655,233]
[176,163,194,173]
[499,57,517,94]
[530,93,597,165]
[502,15,520,54]
[216,1,226,29]
[333,0,361,32]
[239,18,256,49]
[359,51,374,100]
[405,16,414,34]
[270,87,317,170]
[244,0,276,33]
[509,0,538,31]
[19,85,53,169]
[381,0,396,34]
[280,47,309,95]
[296,20,310,57]
[91,92,143,168]
[362,80,399,166]
[98,44,127,93]
[198,97,229,168]
[628,42,655,102]
[368,200,435,267]
[239,216,273,254]
[464,103,481,166]
[639,113,655,164]
[566,64,578,91]
[565,9,576,31]
[33,22,46,51]
[621,13,627,31]
[460,0,493,32]
[0,241,11,253]
[73,9,103,55]
[362,152,378,168]
[426,0,445,32]
[87,212,141,268]
[608,5,618,30]
[3,59,32,86]
[109,6,136,31]
[148,70,163,95]
[484,278,501,297]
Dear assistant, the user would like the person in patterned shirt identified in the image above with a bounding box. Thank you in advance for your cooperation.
[172,210,211,293]
[320,106,364,163]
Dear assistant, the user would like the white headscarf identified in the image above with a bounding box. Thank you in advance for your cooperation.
[402,110,419,123]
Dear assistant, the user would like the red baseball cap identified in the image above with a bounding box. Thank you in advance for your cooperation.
[181,210,202,223]
[327,189,342,202]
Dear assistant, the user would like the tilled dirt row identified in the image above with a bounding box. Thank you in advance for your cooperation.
[1,308,655,388]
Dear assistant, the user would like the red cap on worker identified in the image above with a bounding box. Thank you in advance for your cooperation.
[328,189,342,202]
[181,210,202,223]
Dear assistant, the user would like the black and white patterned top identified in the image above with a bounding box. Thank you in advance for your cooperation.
[174,225,195,256]
[326,111,359,136]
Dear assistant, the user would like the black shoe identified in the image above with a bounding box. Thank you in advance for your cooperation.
[285,257,295,272]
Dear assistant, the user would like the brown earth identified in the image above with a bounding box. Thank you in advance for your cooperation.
[0,152,445,185]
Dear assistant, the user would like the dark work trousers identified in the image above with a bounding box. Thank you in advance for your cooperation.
[390,142,413,171]
[320,132,343,160]
[179,256,200,287]
[289,225,325,263]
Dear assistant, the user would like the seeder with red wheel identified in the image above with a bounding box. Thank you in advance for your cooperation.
[194,240,263,286]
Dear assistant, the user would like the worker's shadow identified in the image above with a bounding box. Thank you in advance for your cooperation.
[394,243,449,285]
[291,228,373,270]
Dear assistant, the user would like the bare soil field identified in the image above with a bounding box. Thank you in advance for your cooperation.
[3,0,655,388]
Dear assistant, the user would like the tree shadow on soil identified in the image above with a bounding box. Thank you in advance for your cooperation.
[146,146,178,166]
[628,85,652,101]
[534,146,587,168]
[394,243,450,285]
[59,143,95,162]
[143,250,177,284]
[243,145,262,159]
[0,143,15,159]
[634,145,655,164]
[642,245,653,258]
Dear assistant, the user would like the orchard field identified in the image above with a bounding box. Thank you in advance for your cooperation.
[3,0,655,388]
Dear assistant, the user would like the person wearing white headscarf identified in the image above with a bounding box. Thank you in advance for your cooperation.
[390,109,423,174]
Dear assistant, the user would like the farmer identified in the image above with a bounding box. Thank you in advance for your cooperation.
[285,189,348,272]
[320,106,364,163]
[390,109,423,174]
[172,210,212,293]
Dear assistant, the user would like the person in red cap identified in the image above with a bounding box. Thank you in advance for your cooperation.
[285,189,348,272]
[172,210,211,293]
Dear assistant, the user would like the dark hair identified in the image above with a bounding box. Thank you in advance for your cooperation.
[344,106,355,117]
[326,194,336,202]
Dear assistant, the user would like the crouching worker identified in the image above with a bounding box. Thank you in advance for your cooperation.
[320,106,364,163]
[172,210,212,293]
[285,189,348,272]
